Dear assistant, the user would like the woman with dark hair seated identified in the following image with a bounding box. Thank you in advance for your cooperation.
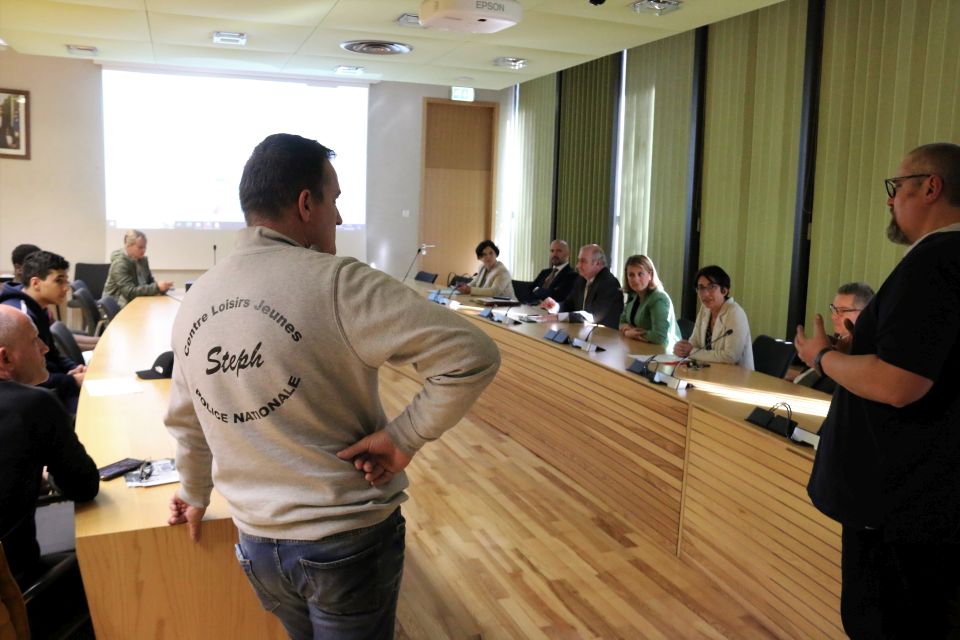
[618,254,680,349]
[455,240,516,299]
[673,264,754,369]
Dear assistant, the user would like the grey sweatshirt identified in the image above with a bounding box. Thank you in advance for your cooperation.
[165,227,500,540]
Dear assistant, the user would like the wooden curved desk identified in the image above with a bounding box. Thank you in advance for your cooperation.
[74,296,285,639]
[399,289,843,638]
[75,292,843,638]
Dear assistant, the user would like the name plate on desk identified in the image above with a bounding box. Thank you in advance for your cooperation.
[571,338,605,353]
[543,329,570,344]
[480,308,494,319]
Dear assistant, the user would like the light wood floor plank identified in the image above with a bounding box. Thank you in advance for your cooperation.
[383,369,782,639]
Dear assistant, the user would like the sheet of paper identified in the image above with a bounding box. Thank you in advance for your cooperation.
[85,377,144,396]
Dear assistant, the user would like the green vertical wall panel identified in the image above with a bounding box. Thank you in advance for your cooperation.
[700,0,806,339]
[618,31,695,313]
[511,74,557,280]
[807,0,960,329]
[555,54,620,259]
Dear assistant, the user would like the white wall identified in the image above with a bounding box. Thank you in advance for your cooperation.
[0,51,509,283]
[366,82,506,279]
[0,50,106,272]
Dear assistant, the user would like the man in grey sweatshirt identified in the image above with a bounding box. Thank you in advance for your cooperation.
[164,133,500,639]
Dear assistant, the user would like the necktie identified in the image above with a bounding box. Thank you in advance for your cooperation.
[543,267,558,289]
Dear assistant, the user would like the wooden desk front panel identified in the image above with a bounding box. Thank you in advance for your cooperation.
[680,406,842,639]
[464,316,689,551]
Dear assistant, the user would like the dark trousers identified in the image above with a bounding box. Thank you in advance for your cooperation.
[841,525,960,639]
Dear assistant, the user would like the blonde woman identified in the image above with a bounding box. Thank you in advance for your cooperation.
[618,255,680,348]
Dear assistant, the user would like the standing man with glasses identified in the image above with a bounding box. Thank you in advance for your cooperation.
[796,142,960,637]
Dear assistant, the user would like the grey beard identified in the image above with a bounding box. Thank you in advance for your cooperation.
[886,213,910,245]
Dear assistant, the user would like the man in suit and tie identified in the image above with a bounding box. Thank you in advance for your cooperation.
[532,240,578,302]
[540,244,623,328]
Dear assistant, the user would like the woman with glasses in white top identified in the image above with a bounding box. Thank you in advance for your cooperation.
[673,264,754,369]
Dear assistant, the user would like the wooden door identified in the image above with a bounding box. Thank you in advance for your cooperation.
[419,99,498,284]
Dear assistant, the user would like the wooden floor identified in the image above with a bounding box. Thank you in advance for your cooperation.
[382,369,782,640]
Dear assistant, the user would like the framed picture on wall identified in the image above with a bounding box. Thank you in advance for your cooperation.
[0,88,30,160]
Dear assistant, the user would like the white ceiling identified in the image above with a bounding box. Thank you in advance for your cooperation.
[0,0,784,90]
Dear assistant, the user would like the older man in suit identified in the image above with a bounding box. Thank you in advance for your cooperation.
[540,244,623,328]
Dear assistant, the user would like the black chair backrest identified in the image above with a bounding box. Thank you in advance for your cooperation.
[414,271,438,284]
[752,335,796,379]
[73,263,110,300]
[50,322,84,365]
[677,317,695,340]
[71,285,102,336]
[512,280,536,304]
[98,295,121,322]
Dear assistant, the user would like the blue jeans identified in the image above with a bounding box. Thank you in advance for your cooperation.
[236,509,405,640]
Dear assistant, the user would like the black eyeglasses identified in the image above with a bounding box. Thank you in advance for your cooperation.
[829,304,862,316]
[884,174,931,198]
[138,460,153,482]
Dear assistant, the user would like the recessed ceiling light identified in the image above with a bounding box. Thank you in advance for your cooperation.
[396,13,424,28]
[212,31,248,46]
[632,0,682,16]
[66,44,98,56]
[334,65,365,76]
[494,56,527,70]
[341,40,413,55]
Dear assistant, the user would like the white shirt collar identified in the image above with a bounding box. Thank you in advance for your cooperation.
[904,221,960,256]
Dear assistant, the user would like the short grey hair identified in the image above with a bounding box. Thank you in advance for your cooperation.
[836,282,875,308]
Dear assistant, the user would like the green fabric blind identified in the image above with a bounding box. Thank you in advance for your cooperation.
[807,0,960,328]
[555,54,620,258]
[699,0,807,339]
[510,74,558,280]
[617,31,695,313]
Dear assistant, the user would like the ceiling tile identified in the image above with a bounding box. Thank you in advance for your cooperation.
[148,12,313,53]
[144,0,336,27]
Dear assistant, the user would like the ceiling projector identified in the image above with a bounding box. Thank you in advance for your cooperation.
[419,0,523,33]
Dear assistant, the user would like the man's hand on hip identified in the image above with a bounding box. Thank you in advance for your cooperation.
[337,431,413,487]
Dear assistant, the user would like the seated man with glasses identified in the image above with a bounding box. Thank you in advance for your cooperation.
[795,282,875,393]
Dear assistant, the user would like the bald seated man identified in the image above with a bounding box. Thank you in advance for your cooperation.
[532,240,578,302]
[0,306,99,586]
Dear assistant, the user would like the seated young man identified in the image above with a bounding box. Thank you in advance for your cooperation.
[0,251,86,412]
[0,305,99,586]
[9,243,40,285]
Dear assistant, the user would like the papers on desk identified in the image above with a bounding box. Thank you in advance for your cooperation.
[474,297,520,307]
[124,458,179,487]
[631,354,684,366]
[84,377,144,397]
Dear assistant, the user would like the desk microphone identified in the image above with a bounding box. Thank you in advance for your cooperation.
[681,328,734,368]
[213,244,217,266]
[402,243,436,283]
[572,324,605,352]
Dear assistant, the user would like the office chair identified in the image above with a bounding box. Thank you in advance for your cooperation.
[97,296,121,326]
[70,286,103,337]
[1,518,92,640]
[752,335,796,379]
[72,264,110,300]
[50,322,84,366]
[0,542,30,640]
[677,317,695,340]
[414,271,438,284]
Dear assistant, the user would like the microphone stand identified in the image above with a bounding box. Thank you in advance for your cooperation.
[402,244,434,283]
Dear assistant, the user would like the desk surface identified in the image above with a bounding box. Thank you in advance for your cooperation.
[417,284,831,435]
[74,295,286,639]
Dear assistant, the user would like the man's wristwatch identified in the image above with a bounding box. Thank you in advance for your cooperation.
[813,346,834,376]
